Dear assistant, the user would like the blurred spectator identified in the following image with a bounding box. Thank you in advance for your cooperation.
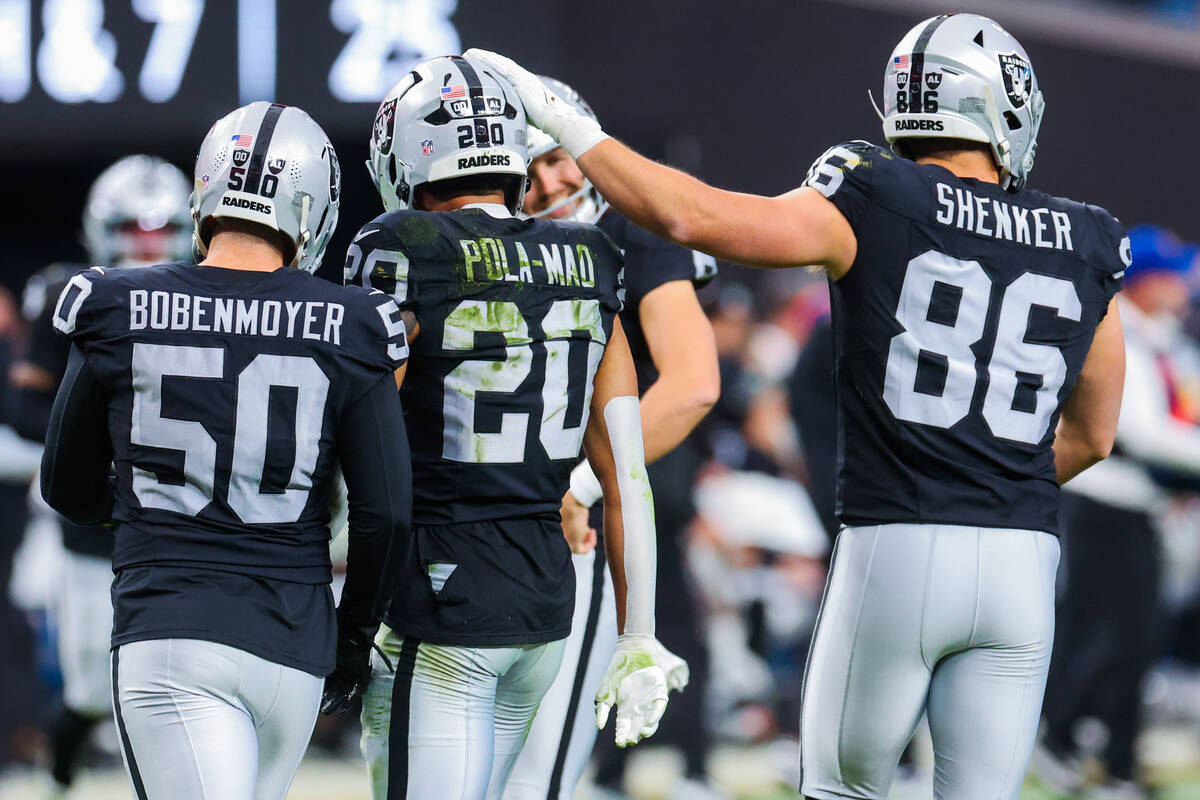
[1035,225,1200,797]
[0,286,46,771]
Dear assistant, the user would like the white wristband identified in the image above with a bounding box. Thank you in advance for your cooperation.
[569,459,603,508]
[557,116,610,161]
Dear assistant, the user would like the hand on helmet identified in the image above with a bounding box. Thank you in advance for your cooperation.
[594,634,670,747]
[463,49,609,159]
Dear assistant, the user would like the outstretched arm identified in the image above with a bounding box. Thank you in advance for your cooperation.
[465,48,856,277]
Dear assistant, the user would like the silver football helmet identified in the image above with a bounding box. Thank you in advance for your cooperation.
[880,13,1045,191]
[83,155,192,268]
[524,76,609,224]
[191,101,341,274]
[368,55,528,214]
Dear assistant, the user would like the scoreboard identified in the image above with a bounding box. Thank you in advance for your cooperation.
[0,0,474,149]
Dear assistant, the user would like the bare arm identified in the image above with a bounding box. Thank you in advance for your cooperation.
[1054,298,1124,484]
[581,318,644,633]
[636,281,720,462]
[577,140,857,277]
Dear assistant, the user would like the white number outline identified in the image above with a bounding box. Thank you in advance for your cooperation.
[440,298,607,464]
[882,250,1083,445]
[130,344,332,523]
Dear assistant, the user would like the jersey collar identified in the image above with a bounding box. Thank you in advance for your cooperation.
[461,202,513,219]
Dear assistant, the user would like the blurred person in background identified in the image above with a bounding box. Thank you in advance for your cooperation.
[1035,225,1200,798]
[0,286,44,775]
[502,76,720,800]
[6,155,192,798]
[470,9,1130,795]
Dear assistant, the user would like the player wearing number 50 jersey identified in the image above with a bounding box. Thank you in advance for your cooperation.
[342,56,671,800]
[470,12,1127,799]
[40,102,412,800]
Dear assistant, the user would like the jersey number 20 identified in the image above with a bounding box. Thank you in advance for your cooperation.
[883,250,1082,445]
[441,298,605,463]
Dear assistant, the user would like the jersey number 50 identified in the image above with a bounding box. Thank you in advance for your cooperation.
[883,250,1082,445]
[131,343,329,522]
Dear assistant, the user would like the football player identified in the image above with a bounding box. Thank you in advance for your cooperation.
[503,78,720,800]
[39,102,412,800]
[341,56,670,800]
[7,155,192,798]
[469,13,1128,799]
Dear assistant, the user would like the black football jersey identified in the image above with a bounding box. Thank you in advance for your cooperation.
[598,209,717,393]
[23,272,114,558]
[346,207,624,524]
[53,262,407,672]
[805,141,1127,535]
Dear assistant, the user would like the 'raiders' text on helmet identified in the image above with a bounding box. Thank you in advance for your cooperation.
[368,55,528,215]
[880,13,1045,191]
[191,102,341,274]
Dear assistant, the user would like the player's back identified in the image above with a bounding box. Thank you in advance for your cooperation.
[806,141,1127,534]
[348,206,624,523]
[347,205,623,644]
[53,261,405,673]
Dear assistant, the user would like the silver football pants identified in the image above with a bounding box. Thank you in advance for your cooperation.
[111,638,322,800]
[504,549,618,800]
[800,523,1059,800]
[59,550,114,716]
[361,627,566,800]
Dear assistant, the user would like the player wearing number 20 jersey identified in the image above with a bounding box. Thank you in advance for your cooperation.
[347,205,624,644]
[348,56,673,800]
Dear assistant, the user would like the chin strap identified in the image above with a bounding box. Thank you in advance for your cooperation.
[293,194,313,268]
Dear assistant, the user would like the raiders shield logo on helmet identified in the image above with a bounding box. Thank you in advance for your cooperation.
[998,52,1032,108]
[925,72,942,89]
[267,158,286,175]
[373,98,398,156]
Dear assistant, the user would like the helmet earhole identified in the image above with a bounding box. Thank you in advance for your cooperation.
[1004,112,1022,130]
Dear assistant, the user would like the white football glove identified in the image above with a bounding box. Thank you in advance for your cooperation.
[651,638,690,693]
[595,634,669,747]
[463,48,609,159]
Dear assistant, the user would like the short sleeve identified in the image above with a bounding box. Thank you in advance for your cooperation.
[344,220,416,312]
[364,290,409,370]
[619,221,717,309]
[50,267,112,345]
[803,140,882,231]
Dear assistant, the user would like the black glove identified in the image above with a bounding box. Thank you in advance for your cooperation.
[320,629,374,715]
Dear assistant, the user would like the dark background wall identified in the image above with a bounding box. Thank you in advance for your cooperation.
[0,0,1192,294]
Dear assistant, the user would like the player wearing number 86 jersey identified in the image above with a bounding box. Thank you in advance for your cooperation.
[40,102,412,800]
[467,11,1128,798]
